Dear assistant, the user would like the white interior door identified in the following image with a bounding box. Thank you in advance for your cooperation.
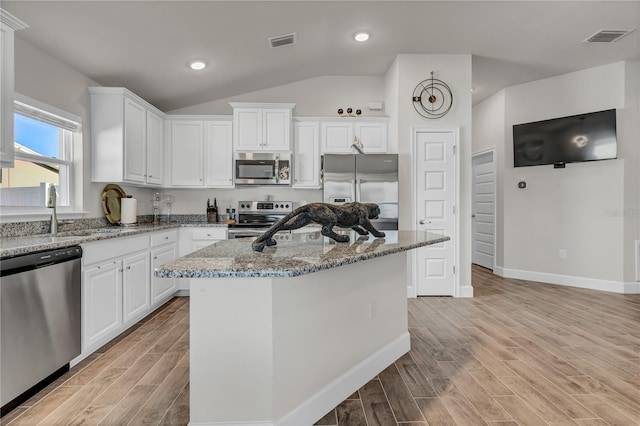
[472,151,495,270]
[414,130,456,296]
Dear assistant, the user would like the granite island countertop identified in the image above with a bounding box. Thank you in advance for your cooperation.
[155,230,449,278]
[0,223,228,258]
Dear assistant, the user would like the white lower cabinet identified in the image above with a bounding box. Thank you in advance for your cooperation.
[122,252,151,327]
[82,260,123,351]
[151,245,177,306]
[79,230,177,358]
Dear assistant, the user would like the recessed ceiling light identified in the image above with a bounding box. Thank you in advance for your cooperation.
[189,60,206,70]
[354,31,370,42]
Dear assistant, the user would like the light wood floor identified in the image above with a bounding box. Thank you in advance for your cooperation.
[3,266,640,425]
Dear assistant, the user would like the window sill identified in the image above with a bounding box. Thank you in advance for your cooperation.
[0,208,90,223]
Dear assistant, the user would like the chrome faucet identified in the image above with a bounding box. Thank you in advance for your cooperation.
[46,183,58,234]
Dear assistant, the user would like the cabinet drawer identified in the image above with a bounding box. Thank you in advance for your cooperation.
[82,235,149,266]
[192,228,227,241]
[150,230,178,247]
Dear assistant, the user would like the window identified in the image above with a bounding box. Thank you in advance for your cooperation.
[0,97,81,209]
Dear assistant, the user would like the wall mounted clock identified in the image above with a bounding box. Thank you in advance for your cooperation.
[412,71,453,119]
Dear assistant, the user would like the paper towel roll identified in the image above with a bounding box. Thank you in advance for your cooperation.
[120,197,137,224]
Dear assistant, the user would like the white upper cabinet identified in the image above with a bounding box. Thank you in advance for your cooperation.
[0,10,28,169]
[146,110,164,185]
[169,120,204,186]
[123,98,146,183]
[321,121,354,154]
[355,121,388,153]
[231,103,294,152]
[204,121,233,187]
[89,87,166,187]
[167,117,233,188]
[293,120,321,189]
[320,118,389,154]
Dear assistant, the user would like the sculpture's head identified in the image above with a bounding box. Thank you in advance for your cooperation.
[367,203,381,219]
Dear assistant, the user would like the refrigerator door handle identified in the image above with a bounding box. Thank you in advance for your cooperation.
[355,178,361,202]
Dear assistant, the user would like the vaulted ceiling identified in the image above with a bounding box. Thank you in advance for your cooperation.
[5,1,639,111]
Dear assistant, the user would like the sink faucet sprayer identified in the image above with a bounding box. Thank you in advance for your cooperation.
[46,183,58,234]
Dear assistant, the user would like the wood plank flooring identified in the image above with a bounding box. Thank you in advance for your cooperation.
[3,266,639,425]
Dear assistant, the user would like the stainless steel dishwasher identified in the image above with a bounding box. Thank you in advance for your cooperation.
[1,245,82,416]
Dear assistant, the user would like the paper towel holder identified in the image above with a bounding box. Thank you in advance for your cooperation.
[120,195,139,227]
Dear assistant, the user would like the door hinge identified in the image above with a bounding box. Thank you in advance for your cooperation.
[453,265,456,274]
[453,145,457,154]
[453,205,456,215]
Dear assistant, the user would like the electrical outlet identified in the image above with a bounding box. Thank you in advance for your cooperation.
[559,249,567,259]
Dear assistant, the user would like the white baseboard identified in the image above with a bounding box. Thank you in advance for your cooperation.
[189,332,410,426]
[457,285,474,298]
[497,267,637,294]
[174,289,190,296]
[276,332,410,425]
[623,281,640,293]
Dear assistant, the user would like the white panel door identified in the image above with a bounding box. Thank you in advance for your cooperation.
[355,122,388,153]
[146,110,164,185]
[263,109,291,151]
[122,252,151,326]
[204,121,234,187]
[123,99,146,183]
[472,151,495,270]
[234,108,262,151]
[83,260,122,350]
[415,130,456,296]
[321,122,353,153]
[151,245,177,306]
[170,121,204,186]
[293,121,320,188]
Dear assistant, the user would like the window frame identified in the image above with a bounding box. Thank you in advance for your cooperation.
[0,93,84,220]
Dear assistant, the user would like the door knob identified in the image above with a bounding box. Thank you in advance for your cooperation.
[472,214,476,218]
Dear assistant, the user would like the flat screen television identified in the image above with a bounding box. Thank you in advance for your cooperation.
[513,109,617,167]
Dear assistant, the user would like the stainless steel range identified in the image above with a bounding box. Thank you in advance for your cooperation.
[227,201,293,239]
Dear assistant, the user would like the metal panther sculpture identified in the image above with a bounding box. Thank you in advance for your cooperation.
[252,202,385,252]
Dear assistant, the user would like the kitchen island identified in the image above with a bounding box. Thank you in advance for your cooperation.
[156,230,449,426]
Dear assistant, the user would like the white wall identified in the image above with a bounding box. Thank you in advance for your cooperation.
[472,91,505,268]
[13,37,153,219]
[490,61,638,289]
[387,54,473,296]
[168,75,387,118]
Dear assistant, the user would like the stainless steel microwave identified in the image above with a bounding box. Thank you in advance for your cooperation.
[234,152,292,185]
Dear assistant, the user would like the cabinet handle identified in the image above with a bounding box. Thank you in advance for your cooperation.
[149,175,153,178]
[119,269,123,272]
[165,236,169,240]
[126,266,131,270]
[154,256,158,260]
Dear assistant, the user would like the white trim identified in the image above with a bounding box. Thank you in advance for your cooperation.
[471,148,496,272]
[188,333,410,426]
[411,127,460,297]
[497,267,639,294]
[635,240,640,282]
[0,9,28,30]
[14,93,81,124]
[174,289,190,297]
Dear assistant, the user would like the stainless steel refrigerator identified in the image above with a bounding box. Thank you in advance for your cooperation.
[322,154,398,230]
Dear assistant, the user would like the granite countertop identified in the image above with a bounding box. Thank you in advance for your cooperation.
[0,223,227,258]
[155,230,449,278]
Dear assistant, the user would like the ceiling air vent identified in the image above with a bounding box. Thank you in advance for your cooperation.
[583,29,635,43]
[269,33,296,48]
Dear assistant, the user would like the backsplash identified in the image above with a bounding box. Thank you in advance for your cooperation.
[0,214,211,238]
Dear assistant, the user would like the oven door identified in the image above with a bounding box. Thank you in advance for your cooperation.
[234,153,291,185]
[235,159,278,185]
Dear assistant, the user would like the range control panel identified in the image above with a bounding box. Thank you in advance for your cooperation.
[237,201,293,213]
